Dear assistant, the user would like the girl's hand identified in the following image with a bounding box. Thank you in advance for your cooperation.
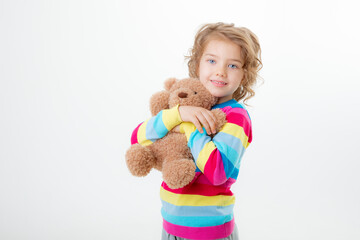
[178,106,217,134]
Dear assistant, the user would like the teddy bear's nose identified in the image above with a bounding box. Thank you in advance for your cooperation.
[178,92,188,98]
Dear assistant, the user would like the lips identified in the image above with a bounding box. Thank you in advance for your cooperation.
[210,80,227,86]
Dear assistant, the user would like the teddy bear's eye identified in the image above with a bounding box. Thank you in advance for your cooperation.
[194,92,197,94]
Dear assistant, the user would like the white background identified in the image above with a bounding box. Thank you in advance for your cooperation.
[1,0,359,239]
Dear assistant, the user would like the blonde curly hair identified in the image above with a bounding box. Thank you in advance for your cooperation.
[185,22,263,104]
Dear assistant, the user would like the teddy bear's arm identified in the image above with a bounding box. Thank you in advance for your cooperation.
[210,109,227,133]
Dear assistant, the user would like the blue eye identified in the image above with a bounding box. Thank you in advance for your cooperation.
[207,59,215,64]
[229,64,237,69]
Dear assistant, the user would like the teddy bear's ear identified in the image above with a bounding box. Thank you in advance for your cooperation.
[164,77,178,91]
[149,91,170,116]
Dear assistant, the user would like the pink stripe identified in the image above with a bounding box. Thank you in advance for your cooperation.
[222,106,250,121]
[161,180,233,196]
[195,174,236,188]
[163,218,234,240]
[222,177,236,188]
[222,107,252,143]
[130,122,143,145]
[203,149,227,186]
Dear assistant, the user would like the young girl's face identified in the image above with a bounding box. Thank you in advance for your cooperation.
[198,39,244,104]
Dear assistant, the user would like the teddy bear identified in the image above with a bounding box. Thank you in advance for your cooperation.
[125,77,227,189]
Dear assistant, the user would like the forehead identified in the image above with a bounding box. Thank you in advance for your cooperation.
[202,39,242,60]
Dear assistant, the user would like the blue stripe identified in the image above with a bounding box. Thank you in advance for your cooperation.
[214,132,243,155]
[187,127,246,164]
[187,129,246,176]
[220,153,235,179]
[161,200,234,217]
[229,167,239,179]
[161,208,233,227]
[189,130,211,163]
[146,116,160,141]
[146,111,167,141]
[238,102,246,109]
[214,142,239,169]
[211,99,241,109]
[187,126,207,149]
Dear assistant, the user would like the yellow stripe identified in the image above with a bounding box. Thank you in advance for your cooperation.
[180,122,196,140]
[196,141,216,172]
[221,123,249,149]
[137,120,153,146]
[160,187,235,206]
[162,104,182,130]
[193,123,249,171]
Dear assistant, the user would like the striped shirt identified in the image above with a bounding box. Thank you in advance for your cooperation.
[130,99,252,240]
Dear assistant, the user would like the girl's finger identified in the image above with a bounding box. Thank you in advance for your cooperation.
[191,117,203,134]
[202,111,217,134]
[196,112,213,135]
[208,110,217,124]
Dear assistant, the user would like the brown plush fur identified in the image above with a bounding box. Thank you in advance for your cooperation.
[125,77,227,189]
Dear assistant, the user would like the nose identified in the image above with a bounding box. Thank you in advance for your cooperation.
[216,71,226,77]
[178,92,188,98]
[216,67,226,77]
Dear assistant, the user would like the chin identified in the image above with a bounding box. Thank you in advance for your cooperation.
[208,90,225,98]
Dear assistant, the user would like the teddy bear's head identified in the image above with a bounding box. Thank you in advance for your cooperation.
[149,77,219,116]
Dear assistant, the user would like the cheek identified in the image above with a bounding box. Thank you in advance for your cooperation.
[199,75,207,86]
[199,64,211,78]
[198,70,209,86]
[232,70,244,82]
[198,66,205,79]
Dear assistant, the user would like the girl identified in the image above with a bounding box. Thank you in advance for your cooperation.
[129,22,262,240]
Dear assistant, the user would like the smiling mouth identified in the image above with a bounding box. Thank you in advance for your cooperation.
[211,80,227,85]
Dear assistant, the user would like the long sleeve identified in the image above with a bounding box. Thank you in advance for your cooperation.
[130,104,183,146]
[179,106,252,185]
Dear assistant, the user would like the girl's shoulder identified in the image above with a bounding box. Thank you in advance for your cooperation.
[212,99,251,119]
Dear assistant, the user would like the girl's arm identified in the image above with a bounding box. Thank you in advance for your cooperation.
[130,104,182,146]
[179,106,252,185]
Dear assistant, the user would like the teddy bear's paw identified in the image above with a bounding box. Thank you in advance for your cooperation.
[125,144,155,177]
[162,159,196,189]
[211,109,227,132]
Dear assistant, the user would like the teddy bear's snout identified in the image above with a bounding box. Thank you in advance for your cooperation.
[178,92,188,98]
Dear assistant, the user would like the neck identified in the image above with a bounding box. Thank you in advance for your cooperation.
[217,96,232,104]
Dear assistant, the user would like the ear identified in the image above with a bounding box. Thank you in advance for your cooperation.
[149,90,170,116]
[164,77,178,91]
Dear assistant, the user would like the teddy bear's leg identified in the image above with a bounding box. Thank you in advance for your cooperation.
[162,159,196,189]
[125,144,156,177]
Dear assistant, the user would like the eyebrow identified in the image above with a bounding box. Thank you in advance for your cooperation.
[204,53,243,64]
